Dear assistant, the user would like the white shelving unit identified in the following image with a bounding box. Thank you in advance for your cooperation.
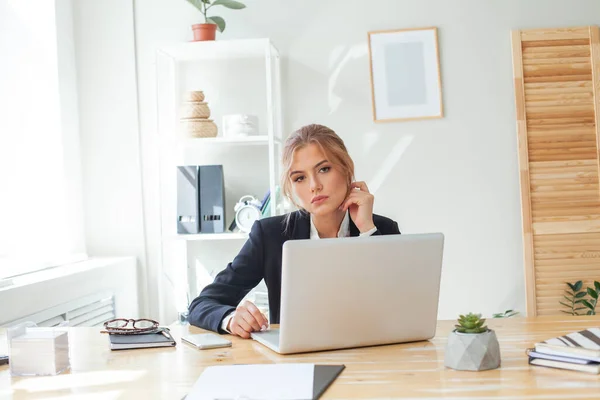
[179,135,281,146]
[173,232,249,241]
[155,38,283,319]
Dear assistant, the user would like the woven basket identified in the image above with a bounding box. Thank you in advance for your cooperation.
[181,119,218,138]
[183,91,205,102]
[180,101,211,119]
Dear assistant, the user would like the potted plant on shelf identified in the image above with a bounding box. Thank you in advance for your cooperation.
[444,313,501,371]
[185,0,246,41]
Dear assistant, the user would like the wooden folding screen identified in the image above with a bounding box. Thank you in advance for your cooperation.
[511,27,600,316]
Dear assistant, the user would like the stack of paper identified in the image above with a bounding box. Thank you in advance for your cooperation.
[9,330,70,376]
[528,328,600,374]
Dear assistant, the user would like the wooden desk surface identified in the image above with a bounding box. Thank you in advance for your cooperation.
[0,316,599,399]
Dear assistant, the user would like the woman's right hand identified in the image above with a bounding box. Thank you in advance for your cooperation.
[228,300,269,339]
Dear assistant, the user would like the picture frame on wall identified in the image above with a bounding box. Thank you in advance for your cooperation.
[367,27,443,123]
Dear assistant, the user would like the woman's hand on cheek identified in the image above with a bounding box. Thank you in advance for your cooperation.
[340,181,376,233]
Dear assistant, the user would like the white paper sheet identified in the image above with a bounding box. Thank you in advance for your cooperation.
[186,363,314,400]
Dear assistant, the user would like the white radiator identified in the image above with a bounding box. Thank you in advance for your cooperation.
[5,291,116,327]
[0,257,138,327]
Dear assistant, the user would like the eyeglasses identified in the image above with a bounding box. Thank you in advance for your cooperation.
[101,318,160,335]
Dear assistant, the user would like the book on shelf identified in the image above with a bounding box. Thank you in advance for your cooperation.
[259,190,270,210]
[527,327,600,374]
[260,190,271,217]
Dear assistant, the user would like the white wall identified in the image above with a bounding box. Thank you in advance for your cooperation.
[72,1,148,314]
[127,0,600,320]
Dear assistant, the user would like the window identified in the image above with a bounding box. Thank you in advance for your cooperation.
[0,0,87,279]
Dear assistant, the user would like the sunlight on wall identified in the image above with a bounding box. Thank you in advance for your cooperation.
[326,43,413,197]
[368,135,414,195]
[362,130,380,156]
[195,258,214,293]
[159,243,189,312]
[328,44,368,115]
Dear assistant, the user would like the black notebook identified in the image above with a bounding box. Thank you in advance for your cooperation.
[108,328,176,351]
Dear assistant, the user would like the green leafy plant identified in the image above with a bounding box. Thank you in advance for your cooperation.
[561,280,592,316]
[186,0,246,33]
[455,313,488,334]
[581,281,600,316]
[492,309,519,318]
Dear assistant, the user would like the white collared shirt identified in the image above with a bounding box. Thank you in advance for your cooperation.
[309,211,377,239]
[221,212,377,333]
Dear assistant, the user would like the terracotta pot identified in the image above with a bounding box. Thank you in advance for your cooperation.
[192,23,217,41]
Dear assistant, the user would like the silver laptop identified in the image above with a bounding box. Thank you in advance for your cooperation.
[251,233,444,354]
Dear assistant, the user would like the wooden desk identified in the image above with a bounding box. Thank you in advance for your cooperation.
[1,316,599,399]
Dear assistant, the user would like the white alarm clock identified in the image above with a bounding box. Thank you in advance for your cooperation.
[234,195,262,232]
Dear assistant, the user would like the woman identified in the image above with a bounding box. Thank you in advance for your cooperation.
[188,124,400,338]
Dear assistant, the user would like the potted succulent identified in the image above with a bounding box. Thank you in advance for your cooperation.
[444,313,501,371]
[185,0,246,41]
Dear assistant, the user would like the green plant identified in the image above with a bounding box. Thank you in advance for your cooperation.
[455,313,488,334]
[186,0,246,33]
[492,309,519,318]
[561,280,594,316]
[581,281,600,316]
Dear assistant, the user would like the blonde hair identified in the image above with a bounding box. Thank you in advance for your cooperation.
[281,124,355,212]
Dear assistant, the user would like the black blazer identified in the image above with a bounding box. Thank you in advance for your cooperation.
[188,210,400,333]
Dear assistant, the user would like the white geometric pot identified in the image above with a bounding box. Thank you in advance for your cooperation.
[444,329,501,371]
